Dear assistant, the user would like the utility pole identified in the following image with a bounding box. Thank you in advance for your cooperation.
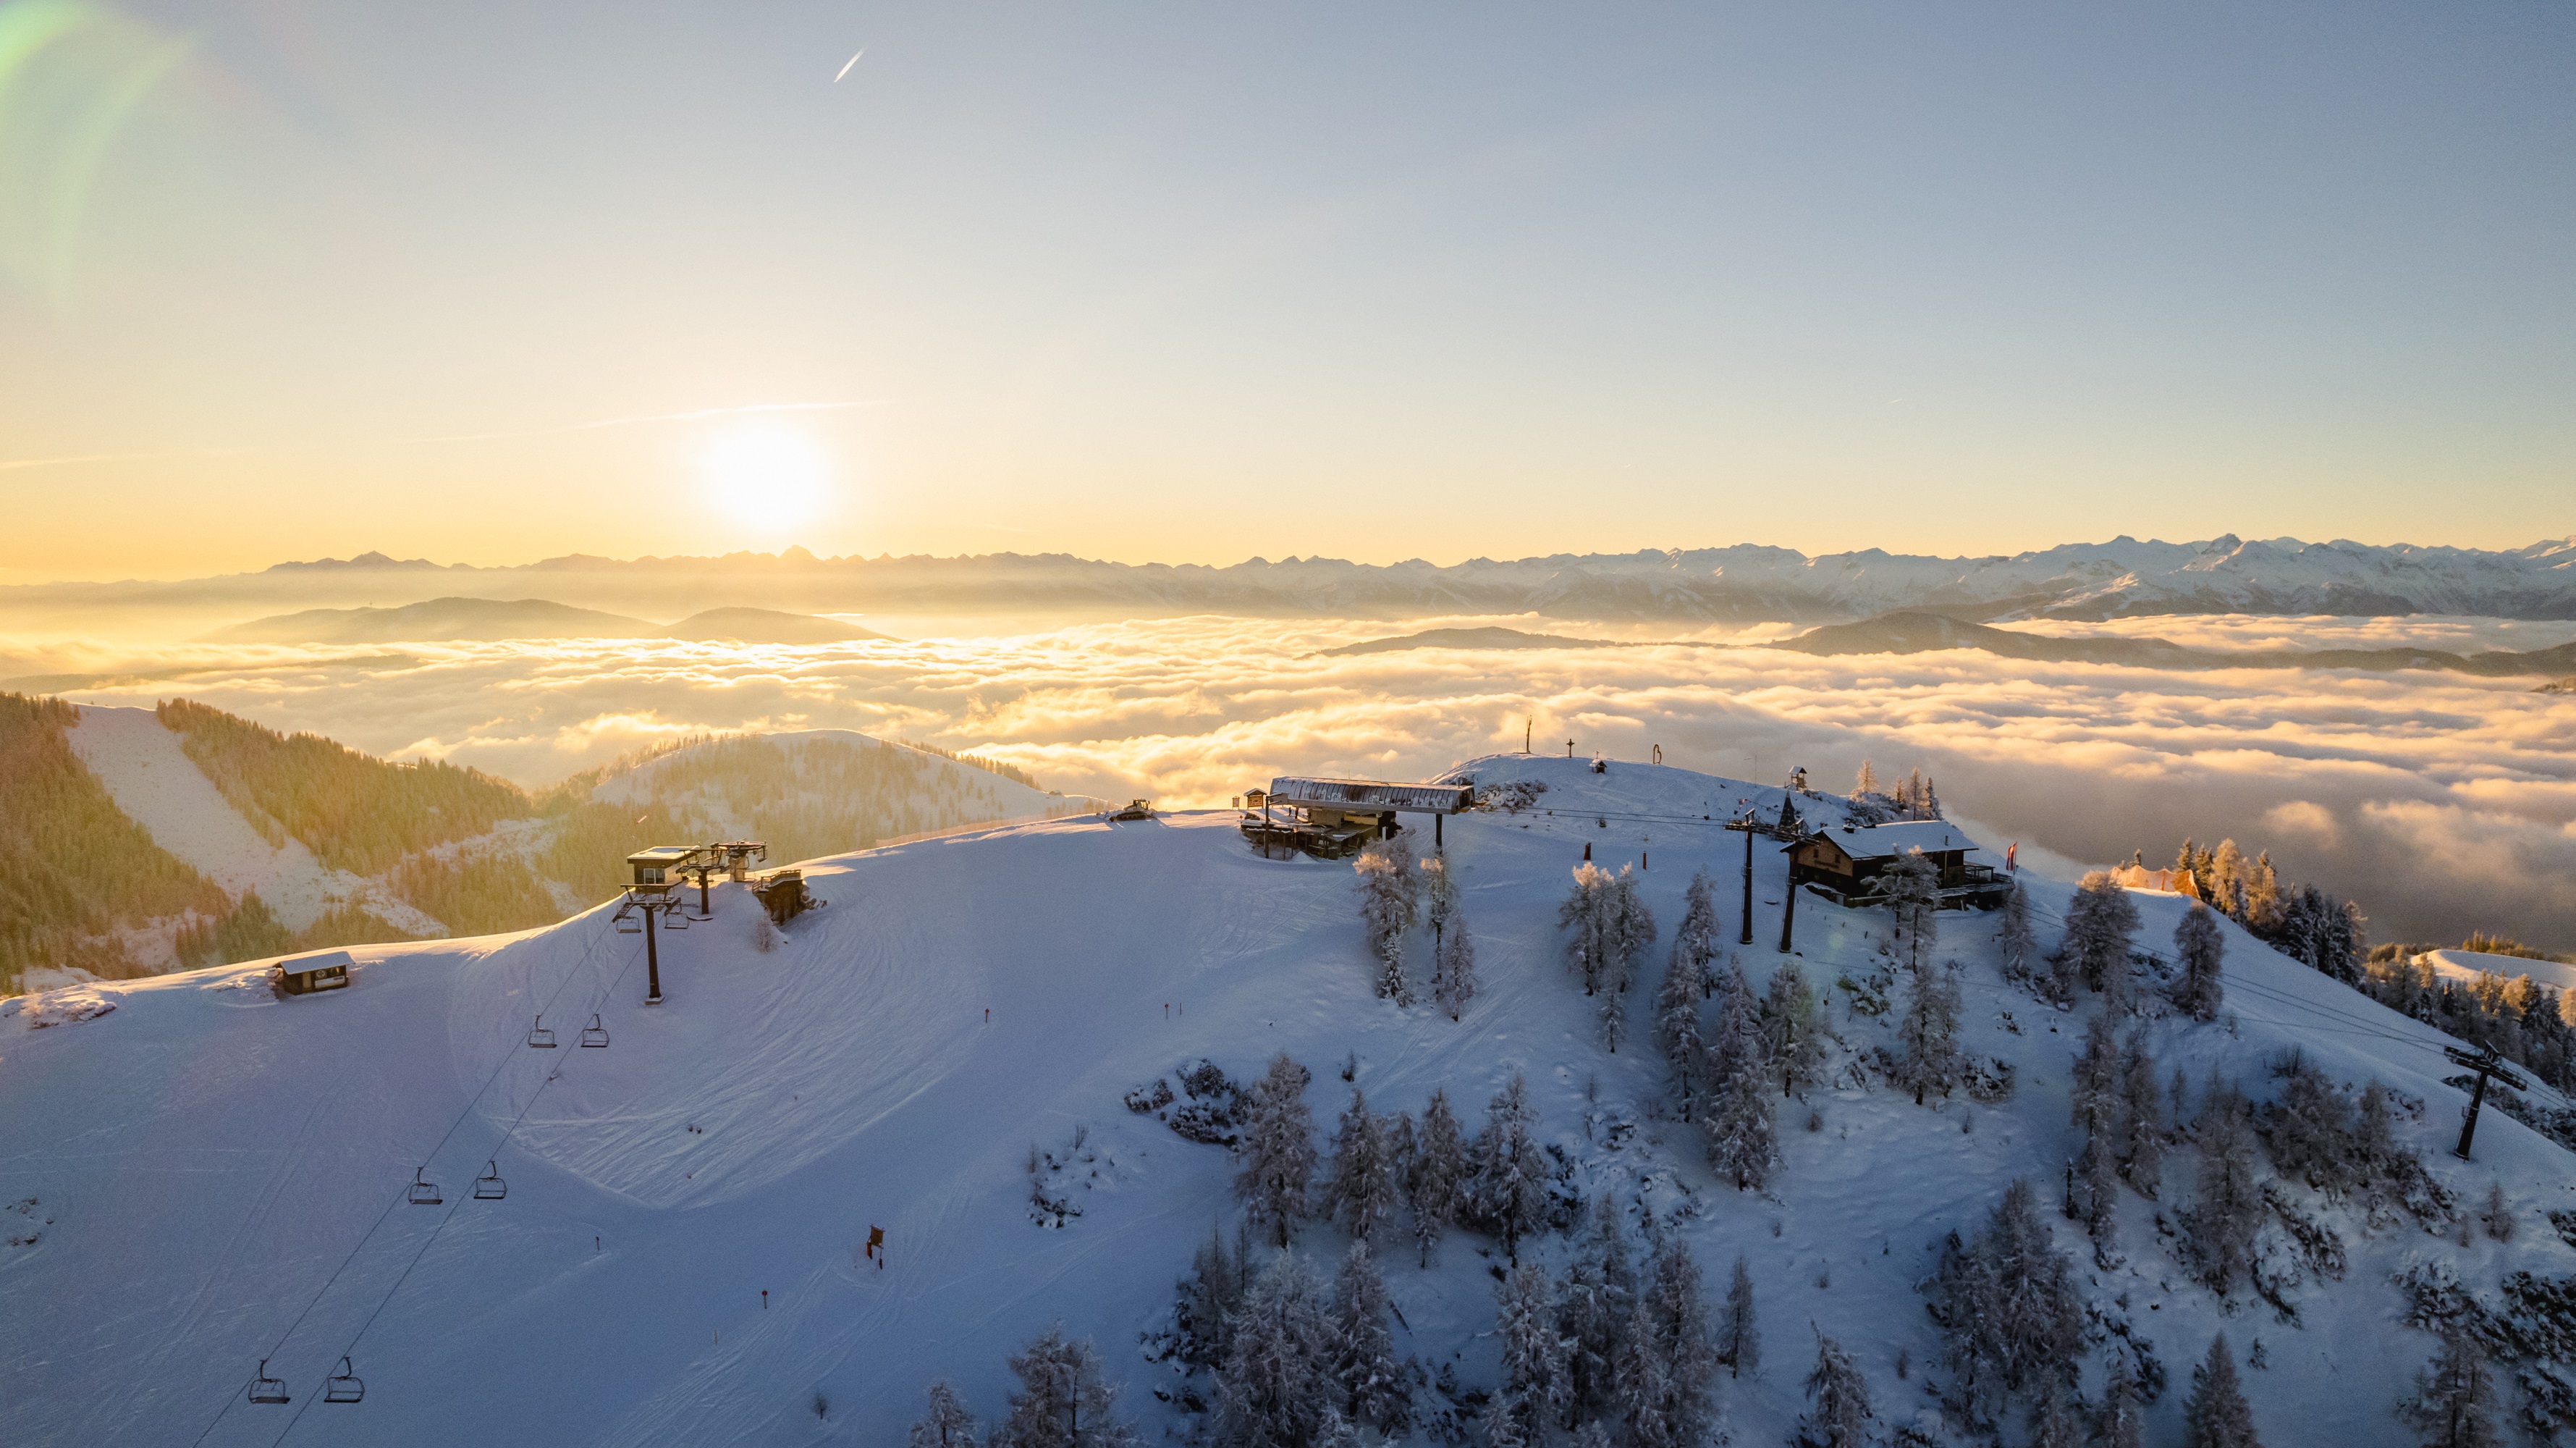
[2447,1043,2528,1160]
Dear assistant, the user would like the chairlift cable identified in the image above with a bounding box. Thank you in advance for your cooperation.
[272,925,654,1444]
[192,904,619,1448]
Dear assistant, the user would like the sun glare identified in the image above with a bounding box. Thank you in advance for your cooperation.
[701,426,832,543]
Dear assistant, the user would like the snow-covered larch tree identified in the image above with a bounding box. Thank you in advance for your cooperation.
[1797,1329,1873,1448]
[1494,1261,1568,1440]
[1997,879,2040,995]
[1323,1087,1398,1241]
[1639,1233,1719,1445]
[1432,911,1479,1022]
[2184,1077,2263,1297]
[1353,835,1422,1003]
[1236,1053,1318,1247]
[2181,1333,2260,1448]
[1673,870,1723,997]
[1715,1253,1759,1380]
[1410,1087,1467,1267]
[1214,1252,1333,1448]
[1652,944,1708,1121]
[1329,1239,1410,1436]
[1892,959,1964,1106]
[1558,1196,1637,1420]
[1560,862,1616,996]
[1760,962,1824,1097]
[1175,1222,1245,1371]
[1704,962,1780,1189]
[1884,848,1941,972]
[2174,902,2226,1021]
[1925,1179,2085,1432]
[2060,872,2142,997]
[1423,854,1458,940]
[2118,1028,2166,1194]
[909,1380,980,1448]
[1473,1074,1550,1265]
[994,1324,1141,1448]
[2401,1325,2499,1448]
[2071,1011,2121,1138]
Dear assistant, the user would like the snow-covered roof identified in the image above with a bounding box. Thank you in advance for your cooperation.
[1265,777,1474,814]
[279,950,352,977]
[1805,820,1980,859]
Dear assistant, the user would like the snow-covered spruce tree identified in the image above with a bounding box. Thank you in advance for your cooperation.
[1597,865,1657,1051]
[1797,1329,1874,1448]
[1884,848,1941,973]
[2071,1129,2121,1264]
[1424,854,1458,940]
[1652,939,1709,1121]
[1352,835,1422,1004]
[1998,880,2042,995]
[994,1323,1141,1448]
[1433,911,1480,1022]
[1891,959,1964,1106]
[1924,1179,2085,1431]
[2180,1332,2260,1448]
[2060,871,2142,996]
[1236,1053,1318,1247]
[1716,1253,1759,1380]
[2184,1077,2263,1297]
[1560,862,1616,996]
[2401,1324,2499,1448]
[1410,1087,1468,1267]
[2266,1053,2357,1192]
[1324,1087,1398,1241]
[909,1380,981,1448]
[2118,1028,2166,1195]
[1761,961,1825,1098]
[1673,869,1723,998]
[2029,1381,2085,1448]
[2174,903,2226,1021]
[1214,1251,1333,1448]
[1329,1239,1411,1436]
[1638,1232,1720,1446]
[1176,1221,1246,1371]
[1495,1261,1570,1440]
[1473,1073,1550,1264]
[1558,1196,1637,1423]
[2097,1355,2147,1448]
[2208,838,2247,919]
[1704,961,1781,1189]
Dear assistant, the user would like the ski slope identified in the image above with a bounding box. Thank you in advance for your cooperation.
[2,755,2566,1446]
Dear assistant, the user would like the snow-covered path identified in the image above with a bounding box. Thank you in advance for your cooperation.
[64,704,355,930]
[4,755,2568,1447]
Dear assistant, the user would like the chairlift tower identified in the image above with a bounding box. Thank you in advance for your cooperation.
[621,846,704,1006]
[2446,1043,2528,1161]
[1723,813,1758,945]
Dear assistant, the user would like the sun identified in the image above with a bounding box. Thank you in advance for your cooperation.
[700,425,832,544]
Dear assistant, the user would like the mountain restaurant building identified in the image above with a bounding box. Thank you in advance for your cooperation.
[1786,820,2009,909]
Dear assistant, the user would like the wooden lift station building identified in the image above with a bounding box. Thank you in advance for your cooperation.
[1243,776,1474,859]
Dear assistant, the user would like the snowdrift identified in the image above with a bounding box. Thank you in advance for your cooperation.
[3,755,2568,1446]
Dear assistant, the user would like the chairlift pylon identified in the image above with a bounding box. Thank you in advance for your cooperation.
[526,1015,557,1048]
[580,1014,609,1048]
[407,1168,442,1206]
[324,1355,366,1403]
[248,1358,290,1405]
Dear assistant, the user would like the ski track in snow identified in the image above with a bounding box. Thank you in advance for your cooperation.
[3,756,2572,1446]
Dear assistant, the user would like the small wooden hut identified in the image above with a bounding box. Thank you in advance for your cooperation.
[274,949,352,996]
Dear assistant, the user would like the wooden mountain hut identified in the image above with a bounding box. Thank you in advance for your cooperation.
[1785,820,2008,909]
[274,949,352,996]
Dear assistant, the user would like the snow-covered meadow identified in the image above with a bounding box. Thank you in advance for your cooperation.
[3,753,2565,1445]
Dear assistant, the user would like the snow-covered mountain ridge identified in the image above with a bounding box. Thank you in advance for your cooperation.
[12,534,2574,624]
[4,754,2569,1445]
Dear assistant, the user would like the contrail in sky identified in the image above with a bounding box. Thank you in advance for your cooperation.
[834,49,863,83]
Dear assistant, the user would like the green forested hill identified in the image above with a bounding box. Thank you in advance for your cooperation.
[0,694,225,992]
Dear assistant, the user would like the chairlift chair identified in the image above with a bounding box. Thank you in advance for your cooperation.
[613,909,642,935]
[248,1359,290,1405]
[526,1016,557,1048]
[474,1160,507,1200]
[580,1014,609,1048]
[662,906,690,931]
[324,1356,366,1403]
[407,1168,442,1206]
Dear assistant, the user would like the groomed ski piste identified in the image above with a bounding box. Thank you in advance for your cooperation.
[3,752,2567,1446]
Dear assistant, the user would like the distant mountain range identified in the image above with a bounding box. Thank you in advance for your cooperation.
[1771,612,2576,676]
[7,534,2574,626]
[211,599,888,645]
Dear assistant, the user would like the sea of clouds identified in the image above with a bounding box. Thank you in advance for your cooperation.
[17,613,2573,951]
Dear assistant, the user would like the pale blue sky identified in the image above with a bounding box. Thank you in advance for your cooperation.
[2,1,2569,578]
